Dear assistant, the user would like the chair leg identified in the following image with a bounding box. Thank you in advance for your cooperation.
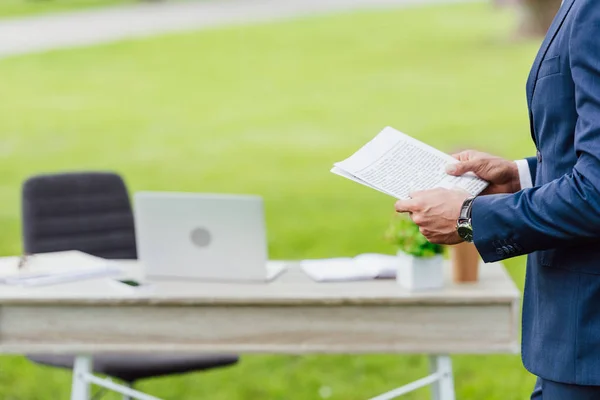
[122,382,134,400]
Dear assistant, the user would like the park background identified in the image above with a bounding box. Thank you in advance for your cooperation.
[0,0,563,398]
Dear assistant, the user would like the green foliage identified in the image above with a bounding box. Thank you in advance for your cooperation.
[0,2,540,399]
[385,214,444,258]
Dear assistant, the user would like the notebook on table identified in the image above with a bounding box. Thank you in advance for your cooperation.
[0,251,122,287]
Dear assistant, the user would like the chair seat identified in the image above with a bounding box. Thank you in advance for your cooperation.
[28,354,239,383]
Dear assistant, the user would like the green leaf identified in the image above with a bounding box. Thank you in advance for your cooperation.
[384,214,443,258]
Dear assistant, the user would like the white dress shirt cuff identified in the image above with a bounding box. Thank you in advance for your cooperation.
[515,159,533,190]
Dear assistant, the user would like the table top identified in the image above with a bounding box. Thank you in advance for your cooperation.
[0,260,519,306]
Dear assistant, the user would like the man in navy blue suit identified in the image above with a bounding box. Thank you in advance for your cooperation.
[394,0,600,398]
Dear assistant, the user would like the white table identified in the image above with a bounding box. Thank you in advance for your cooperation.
[0,260,519,400]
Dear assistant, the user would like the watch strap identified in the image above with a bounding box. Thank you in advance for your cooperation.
[459,197,475,221]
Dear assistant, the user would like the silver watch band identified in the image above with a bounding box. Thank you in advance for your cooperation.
[459,197,475,221]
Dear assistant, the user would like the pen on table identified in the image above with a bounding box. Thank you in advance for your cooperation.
[17,253,30,270]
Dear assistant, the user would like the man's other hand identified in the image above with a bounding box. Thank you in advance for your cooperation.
[445,150,520,195]
[394,188,470,245]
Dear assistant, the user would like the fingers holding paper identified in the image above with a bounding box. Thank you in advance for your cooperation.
[393,198,421,213]
[450,149,480,162]
[446,150,520,195]
[394,188,470,245]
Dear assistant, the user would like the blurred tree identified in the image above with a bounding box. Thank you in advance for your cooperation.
[515,0,562,37]
[493,0,562,38]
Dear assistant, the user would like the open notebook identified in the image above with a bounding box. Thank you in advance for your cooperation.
[300,254,398,282]
[331,127,488,199]
[0,251,122,287]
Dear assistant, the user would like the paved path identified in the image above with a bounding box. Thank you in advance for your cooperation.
[0,0,473,58]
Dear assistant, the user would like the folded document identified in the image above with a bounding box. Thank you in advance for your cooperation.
[300,253,398,282]
[331,126,489,200]
[0,251,122,287]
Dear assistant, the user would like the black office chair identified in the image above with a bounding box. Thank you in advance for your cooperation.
[21,172,239,393]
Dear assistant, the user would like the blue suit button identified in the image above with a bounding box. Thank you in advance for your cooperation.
[514,243,523,252]
[537,150,542,163]
[502,246,511,255]
[496,248,505,256]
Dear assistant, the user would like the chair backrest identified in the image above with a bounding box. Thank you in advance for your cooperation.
[21,172,137,260]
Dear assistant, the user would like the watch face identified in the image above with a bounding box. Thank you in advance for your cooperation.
[457,224,473,243]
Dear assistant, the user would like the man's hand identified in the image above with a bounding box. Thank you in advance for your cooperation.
[446,150,520,195]
[395,188,470,245]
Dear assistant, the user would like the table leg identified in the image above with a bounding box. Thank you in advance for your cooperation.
[71,355,93,400]
[429,355,455,400]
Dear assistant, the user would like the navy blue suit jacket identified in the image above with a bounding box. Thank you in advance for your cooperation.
[471,0,600,386]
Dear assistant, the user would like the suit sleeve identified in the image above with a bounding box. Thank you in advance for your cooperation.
[471,0,600,263]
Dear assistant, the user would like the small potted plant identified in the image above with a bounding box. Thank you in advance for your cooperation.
[385,214,445,290]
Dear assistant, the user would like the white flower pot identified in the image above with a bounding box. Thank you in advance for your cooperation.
[396,250,444,291]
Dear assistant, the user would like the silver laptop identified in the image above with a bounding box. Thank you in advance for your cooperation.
[133,192,286,282]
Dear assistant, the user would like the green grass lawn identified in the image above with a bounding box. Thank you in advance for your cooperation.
[0,2,541,399]
[0,0,138,18]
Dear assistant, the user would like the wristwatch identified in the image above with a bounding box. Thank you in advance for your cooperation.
[456,197,475,243]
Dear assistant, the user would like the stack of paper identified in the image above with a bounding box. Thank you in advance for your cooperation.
[0,251,123,287]
[300,253,399,282]
[331,127,488,200]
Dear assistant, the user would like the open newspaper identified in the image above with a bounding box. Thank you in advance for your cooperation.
[331,127,488,200]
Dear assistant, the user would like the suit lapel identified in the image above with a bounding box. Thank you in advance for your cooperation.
[526,0,576,112]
